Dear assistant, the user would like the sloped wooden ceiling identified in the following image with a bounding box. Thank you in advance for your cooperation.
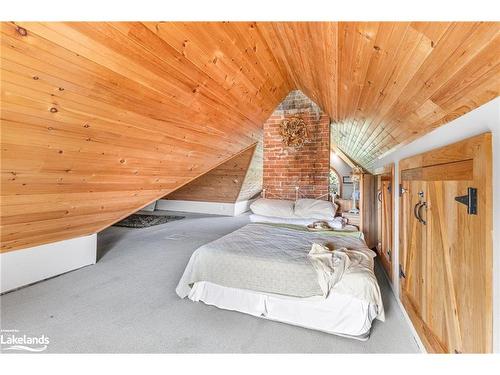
[333,22,500,169]
[0,22,292,251]
[164,143,261,203]
[261,22,500,169]
[1,21,499,251]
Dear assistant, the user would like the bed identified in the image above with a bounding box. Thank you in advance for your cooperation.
[176,222,384,340]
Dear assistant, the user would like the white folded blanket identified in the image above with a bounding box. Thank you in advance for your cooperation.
[308,243,349,297]
[308,243,385,321]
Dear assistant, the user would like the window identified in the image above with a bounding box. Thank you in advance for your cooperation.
[329,169,342,198]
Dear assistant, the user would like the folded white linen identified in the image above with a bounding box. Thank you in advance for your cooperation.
[308,243,349,297]
[308,243,385,321]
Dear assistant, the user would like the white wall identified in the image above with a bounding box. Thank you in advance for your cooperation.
[0,234,97,294]
[374,97,500,352]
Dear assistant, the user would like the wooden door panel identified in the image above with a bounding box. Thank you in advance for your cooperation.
[374,163,394,280]
[427,181,464,353]
[381,179,393,278]
[376,176,383,252]
[399,133,492,353]
[400,179,427,315]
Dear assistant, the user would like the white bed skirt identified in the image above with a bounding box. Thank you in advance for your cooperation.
[188,281,378,340]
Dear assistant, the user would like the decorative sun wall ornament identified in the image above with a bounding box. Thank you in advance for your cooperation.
[279,117,309,150]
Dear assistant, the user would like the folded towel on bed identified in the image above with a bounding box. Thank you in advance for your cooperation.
[308,242,385,321]
[308,243,349,298]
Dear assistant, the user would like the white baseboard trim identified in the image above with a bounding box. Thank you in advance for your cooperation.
[0,234,97,294]
[156,199,256,216]
[234,199,255,216]
[141,201,157,212]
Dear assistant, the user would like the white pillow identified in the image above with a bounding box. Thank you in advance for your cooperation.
[293,198,338,220]
[249,198,295,218]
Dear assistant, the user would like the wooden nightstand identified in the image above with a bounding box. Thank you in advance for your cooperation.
[341,211,360,227]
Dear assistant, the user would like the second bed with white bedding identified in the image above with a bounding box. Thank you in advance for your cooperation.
[176,223,384,339]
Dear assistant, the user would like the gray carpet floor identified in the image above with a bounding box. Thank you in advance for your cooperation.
[0,211,420,353]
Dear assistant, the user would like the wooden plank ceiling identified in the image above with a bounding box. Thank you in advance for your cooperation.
[165,142,262,203]
[1,21,499,251]
[264,22,500,170]
[0,22,291,251]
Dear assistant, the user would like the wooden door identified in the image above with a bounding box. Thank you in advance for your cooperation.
[360,174,376,249]
[399,133,492,353]
[380,177,393,278]
[399,179,428,333]
[373,164,394,280]
[376,176,383,252]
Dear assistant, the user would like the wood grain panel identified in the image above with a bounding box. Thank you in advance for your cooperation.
[165,143,261,203]
[374,164,394,280]
[400,159,474,181]
[258,22,338,119]
[0,21,291,252]
[359,173,376,248]
[330,22,499,170]
[399,133,492,353]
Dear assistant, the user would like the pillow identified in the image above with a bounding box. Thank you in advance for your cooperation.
[249,198,295,218]
[293,198,338,220]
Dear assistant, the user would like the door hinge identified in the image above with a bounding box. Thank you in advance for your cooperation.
[388,183,392,193]
[387,249,392,258]
[399,264,406,279]
[454,187,477,215]
[399,184,407,197]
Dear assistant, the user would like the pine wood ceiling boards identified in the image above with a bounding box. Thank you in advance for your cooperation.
[1,21,499,251]
[257,22,500,170]
[165,143,260,203]
[329,22,500,170]
[0,22,291,252]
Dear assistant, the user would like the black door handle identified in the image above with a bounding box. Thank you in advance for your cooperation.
[418,202,427,225]
[377,191,382,203]
[414,202,422,223]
